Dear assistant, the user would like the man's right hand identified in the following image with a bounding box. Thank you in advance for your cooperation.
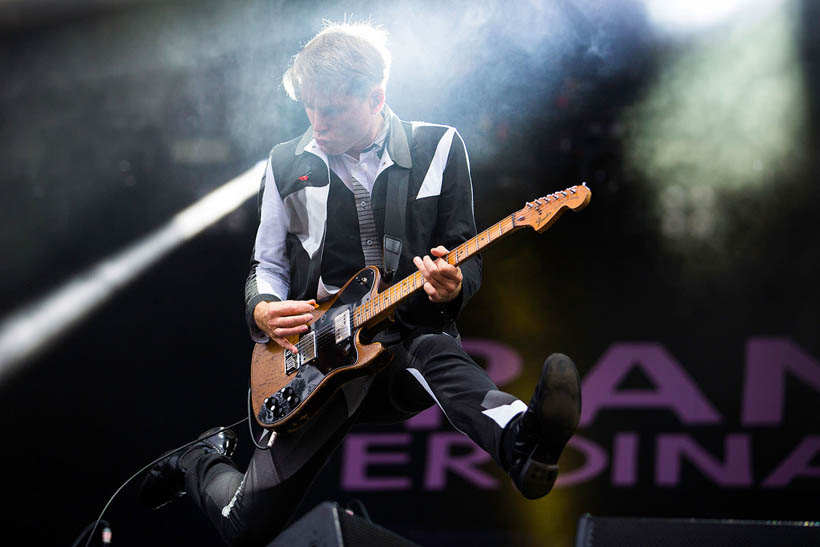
[253,299,317,353]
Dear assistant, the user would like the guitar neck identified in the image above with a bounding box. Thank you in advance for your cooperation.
[352,214,520,329]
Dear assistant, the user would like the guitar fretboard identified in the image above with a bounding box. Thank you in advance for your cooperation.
[352,214,518,328]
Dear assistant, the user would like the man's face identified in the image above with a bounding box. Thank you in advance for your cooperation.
[302,87,378,156]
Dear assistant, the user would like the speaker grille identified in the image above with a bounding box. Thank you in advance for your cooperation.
[338,507,420,547]
[576,515,820,547]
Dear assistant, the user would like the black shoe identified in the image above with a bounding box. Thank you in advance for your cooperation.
[504,353,581,499]
[139,426,238,510]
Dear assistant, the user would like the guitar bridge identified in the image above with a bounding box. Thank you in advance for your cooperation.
[284,330,317,375]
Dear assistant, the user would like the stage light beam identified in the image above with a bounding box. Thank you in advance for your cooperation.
[0,160,266,384]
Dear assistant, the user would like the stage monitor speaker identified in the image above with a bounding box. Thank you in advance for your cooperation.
[268,501,420,547]
[575,515,820,547]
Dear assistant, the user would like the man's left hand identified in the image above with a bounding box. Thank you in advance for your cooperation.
[413,246,463,303]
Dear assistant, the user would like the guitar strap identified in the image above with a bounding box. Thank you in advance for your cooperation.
[382,123,412,283]
[382,168,407,283]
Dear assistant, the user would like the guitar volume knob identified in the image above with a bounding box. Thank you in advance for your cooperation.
[264,396,283,419]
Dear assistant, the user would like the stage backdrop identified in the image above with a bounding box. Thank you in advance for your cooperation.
[0,1,817,546]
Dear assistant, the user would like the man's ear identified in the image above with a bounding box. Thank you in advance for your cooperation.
[369,87,386,114]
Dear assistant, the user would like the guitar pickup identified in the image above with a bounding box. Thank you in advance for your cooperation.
[284,330,317,375]
[284,350,298,375]
[334,310,352,344]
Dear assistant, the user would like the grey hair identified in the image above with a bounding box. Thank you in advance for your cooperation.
[282,20,391,102]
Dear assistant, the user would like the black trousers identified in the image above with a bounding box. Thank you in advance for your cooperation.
[185,332,524,546]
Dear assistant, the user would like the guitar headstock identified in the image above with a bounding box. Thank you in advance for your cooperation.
[512,183,591,233]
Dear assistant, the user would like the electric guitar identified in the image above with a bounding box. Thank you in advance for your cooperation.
[250,183,591,431]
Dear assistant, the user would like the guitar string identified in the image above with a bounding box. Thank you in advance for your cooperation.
[295,251,462,351]
[292,216,517,353]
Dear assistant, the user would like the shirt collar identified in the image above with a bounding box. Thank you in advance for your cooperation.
[356,112,389,157]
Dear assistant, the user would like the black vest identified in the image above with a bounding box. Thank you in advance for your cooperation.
[263,114,480,334]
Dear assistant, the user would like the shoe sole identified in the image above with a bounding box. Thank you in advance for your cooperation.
[517,451,561,499]
[520,353,582,499]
